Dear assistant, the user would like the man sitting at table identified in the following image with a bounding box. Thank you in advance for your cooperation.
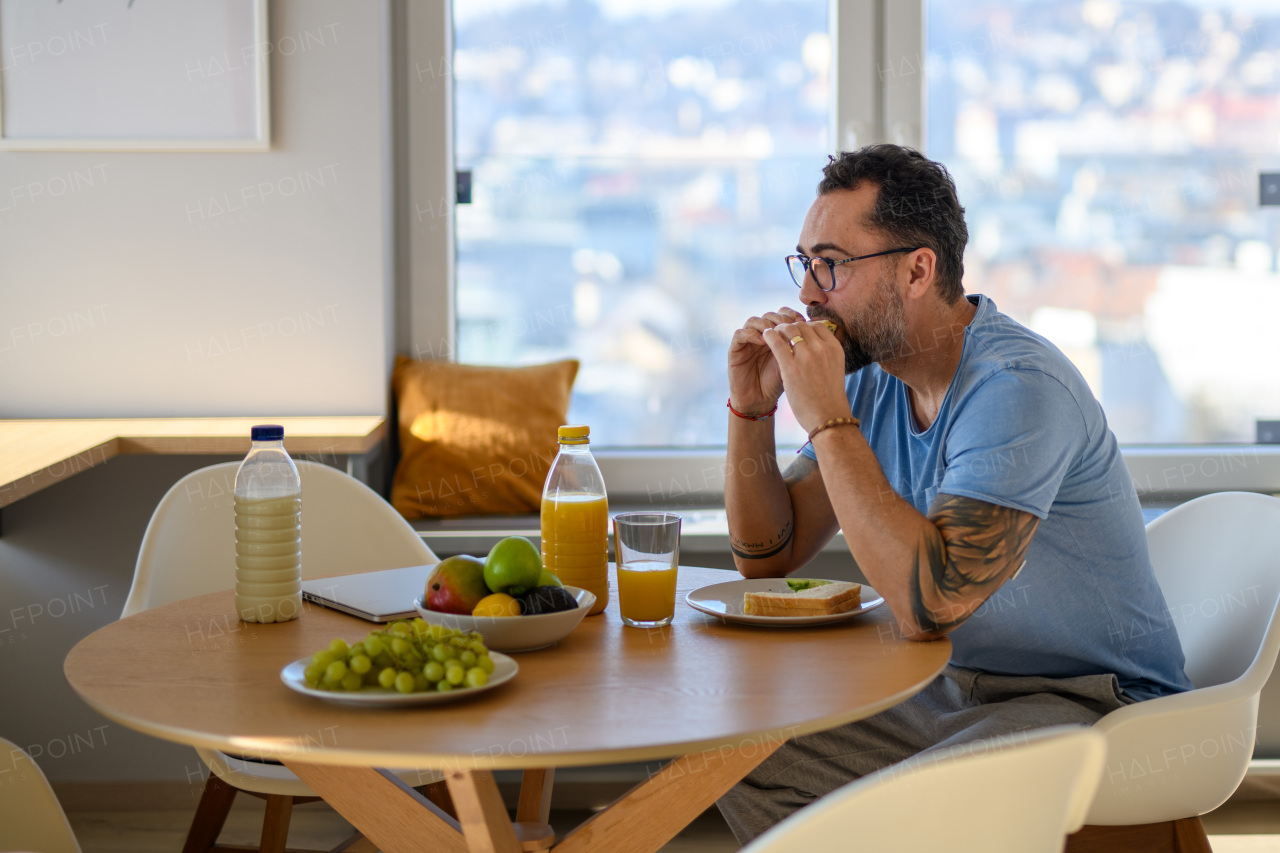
[716,144,1191,842]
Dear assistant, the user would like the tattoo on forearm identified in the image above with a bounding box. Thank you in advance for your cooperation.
[910,493,1039,633]
[784,454,818,486]
[731,520,794,560]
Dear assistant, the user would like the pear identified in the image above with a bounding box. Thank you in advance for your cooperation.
[424,555,490,615]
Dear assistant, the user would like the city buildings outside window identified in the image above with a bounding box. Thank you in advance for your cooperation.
[455,0,1280,447]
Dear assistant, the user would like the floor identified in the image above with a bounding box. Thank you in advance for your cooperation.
[61,792,1280,851]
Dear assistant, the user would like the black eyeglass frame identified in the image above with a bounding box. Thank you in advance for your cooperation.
[785,247,922,292]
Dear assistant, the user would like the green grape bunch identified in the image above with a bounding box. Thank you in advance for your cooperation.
[303,618,495,694]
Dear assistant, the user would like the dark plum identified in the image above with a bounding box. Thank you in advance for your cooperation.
[518,586,578,615]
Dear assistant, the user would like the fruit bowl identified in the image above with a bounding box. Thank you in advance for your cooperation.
[413,586,596,652]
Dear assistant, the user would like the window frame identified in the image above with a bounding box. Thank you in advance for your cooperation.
[401,0,1280,500]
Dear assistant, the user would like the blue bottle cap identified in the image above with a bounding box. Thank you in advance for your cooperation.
[251,425,285,441]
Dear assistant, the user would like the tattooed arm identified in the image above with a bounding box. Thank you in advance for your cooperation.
[725,422,840,578]
[909,493,1039,636]
[726,454,841,577]
[807,426,1040,640]
[725,307,842,578]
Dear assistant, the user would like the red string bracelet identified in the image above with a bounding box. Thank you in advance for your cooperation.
[727,397,777,420]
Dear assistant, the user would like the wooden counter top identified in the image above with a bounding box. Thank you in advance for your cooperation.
[0,416,385,508]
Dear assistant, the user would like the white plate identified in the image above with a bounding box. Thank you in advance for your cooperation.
[685,579,885,627]
[280,651,518,707]
[413,587,594,653]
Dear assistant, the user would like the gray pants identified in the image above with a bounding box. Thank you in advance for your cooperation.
[716,665,1133,844]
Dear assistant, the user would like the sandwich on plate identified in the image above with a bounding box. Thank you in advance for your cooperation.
[743,579,861,617]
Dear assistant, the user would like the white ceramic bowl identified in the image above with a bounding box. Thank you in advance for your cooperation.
[413,586,595,652]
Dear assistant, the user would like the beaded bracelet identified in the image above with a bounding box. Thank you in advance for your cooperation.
[809,416,860,441]
[727,398,778,421]
[797,416,861,453]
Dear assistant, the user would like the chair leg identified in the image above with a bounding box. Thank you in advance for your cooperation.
[1172,817,1212,853]
[259,794,294,853]
[181,773,238,853]
[1066,817,1210,853]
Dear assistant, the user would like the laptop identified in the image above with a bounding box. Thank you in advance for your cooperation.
[300,563,436,622]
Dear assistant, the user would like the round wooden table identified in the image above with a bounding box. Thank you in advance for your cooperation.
[66,566,949,853]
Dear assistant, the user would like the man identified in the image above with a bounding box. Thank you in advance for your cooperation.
[717,144,1190,842]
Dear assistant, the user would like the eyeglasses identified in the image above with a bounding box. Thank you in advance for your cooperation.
[785,247,921,292]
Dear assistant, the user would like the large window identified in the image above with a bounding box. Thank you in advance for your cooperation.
[925,0,1280,443]
[450,0,1280,450]
[453,0,828,448]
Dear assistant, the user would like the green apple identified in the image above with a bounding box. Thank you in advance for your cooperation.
[484,536,543,595]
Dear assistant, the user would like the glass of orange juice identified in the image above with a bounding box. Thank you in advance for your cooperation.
[613,512,681,628]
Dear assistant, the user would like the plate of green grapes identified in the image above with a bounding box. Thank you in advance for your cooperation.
[280,618,518,707]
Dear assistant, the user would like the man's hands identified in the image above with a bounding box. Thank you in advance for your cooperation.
[725,308,845,580]
[729,307,850,430]
[727,307,806,418]
[760,317,850,431]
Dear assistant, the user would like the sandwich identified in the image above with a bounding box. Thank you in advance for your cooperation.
[743,579,862,617]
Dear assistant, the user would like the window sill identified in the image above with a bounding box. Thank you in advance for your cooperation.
[409,446,1277,557]
[590,445,1280,504]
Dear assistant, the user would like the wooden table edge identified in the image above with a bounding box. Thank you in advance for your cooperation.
[64,634,950,772]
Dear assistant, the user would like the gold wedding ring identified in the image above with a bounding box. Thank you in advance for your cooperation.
[789,335,805,346]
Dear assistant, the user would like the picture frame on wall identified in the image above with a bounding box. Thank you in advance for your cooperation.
[0,0,270,152]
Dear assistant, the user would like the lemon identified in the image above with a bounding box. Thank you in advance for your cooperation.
[484,536,544,595]
[473,593,521,617]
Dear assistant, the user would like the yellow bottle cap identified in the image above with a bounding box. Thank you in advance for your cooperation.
[558,425,590,444]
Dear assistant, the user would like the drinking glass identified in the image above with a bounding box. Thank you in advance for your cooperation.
[613,512,681,628]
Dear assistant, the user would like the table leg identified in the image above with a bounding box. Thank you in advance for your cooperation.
[288,739,778,853]
[516,768,555,824]
[446,770,525,853]
[284,761,467,853]
[553,739,782,853]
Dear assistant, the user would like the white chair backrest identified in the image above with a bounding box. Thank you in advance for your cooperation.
[1145,492,1280,690]
[0,736,83,853]
[741,726,1106,853]
[122,461,437,617]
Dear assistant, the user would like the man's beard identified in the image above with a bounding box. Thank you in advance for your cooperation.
[809,273,908,374]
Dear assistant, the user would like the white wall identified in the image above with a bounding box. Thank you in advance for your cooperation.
[0,0,393,782]
[0,1,391,417]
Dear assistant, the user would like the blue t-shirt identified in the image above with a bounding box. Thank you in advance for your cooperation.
[802,294,1191,700]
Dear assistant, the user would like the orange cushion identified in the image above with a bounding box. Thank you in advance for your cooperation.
[390,356,579,518]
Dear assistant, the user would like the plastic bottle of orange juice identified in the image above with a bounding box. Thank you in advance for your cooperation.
[541,425,608,615]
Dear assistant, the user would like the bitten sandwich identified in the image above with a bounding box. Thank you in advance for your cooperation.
[743,579,862,617]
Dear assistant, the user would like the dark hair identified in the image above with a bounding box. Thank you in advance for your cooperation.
[818,145,968,303]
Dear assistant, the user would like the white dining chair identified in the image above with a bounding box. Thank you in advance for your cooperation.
[0,736,83,853]
[123,460,446,853]
[740,725,1106,853]
[1072,491,1280,852]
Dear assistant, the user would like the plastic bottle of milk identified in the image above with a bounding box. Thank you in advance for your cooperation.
[234,425,302,623]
